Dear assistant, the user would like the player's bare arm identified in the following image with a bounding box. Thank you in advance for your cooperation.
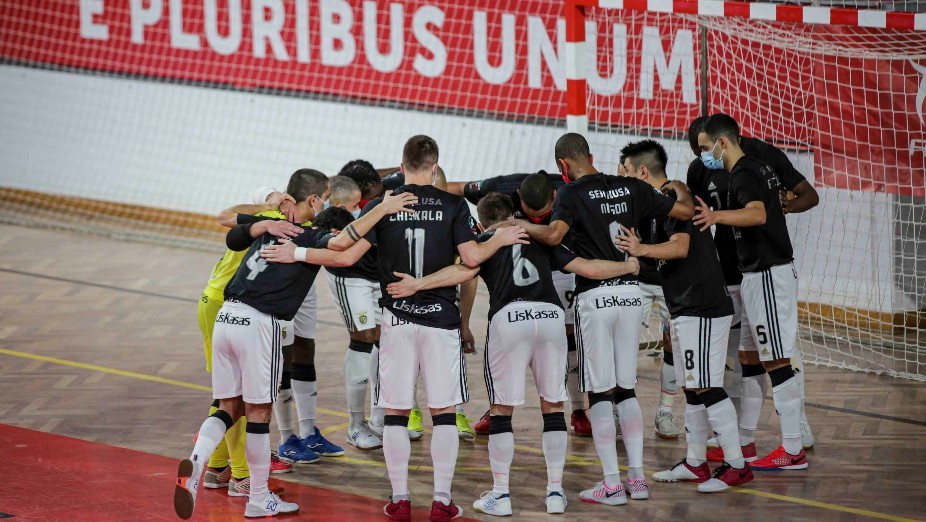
[385,264,480,299]
[217,192,296,227]
[457,224,529,267]
[514,219,569,246]
[327,190,418,251]
[260,237,373,267]
[780,180,819,214]
[614,224,690,260]
[563,256,640,280]
[663,180,696,220]
[693,196,766,231]
[445,181,467,196]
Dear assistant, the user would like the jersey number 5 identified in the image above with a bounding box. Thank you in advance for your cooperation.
[511,244,540,287]
[405,228,425,278]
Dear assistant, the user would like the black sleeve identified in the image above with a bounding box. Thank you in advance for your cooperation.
[686,160,707,200]
[226,223,256,251]
[747,138,806,191]
[382,173,405,192]
[292,227,327,248]
[462,176,500,205]
[359,198,382,246]
[236,214,263,225]
[633,178,676,221]
[665,216,692,238]
[550,243,578,271]
[451,199,479,246]
[550,186,574,227]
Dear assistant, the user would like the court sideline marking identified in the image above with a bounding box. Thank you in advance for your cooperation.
[0,347,919,522]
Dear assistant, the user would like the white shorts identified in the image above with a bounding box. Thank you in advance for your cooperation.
[326,273,382,332]
[640,282,670,328]
[374,309,467,410]
[574,285,644,393]
[277,319,294,347]
[293,284,317,338]
[552,271,576,326]
[484,302,568,406]
[211,301,283,404]
[671,315,732,389]
[740,263,799,362]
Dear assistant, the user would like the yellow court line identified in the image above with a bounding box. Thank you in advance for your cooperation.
[0,346,920,522]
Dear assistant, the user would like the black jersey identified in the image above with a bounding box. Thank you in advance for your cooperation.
[476,231,577,320]
[462,171,564,206]
[327,246,378,281]
[225,217,331,321]
[551,173,675,294]
[740,137,807,192]
[382,172,405,192]
[363,184,478,329]
[636,220,661,286]
[653,210,734,318]
[728,157,794,273]
[687,160,741,286]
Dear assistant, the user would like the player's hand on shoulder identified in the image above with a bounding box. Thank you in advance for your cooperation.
[386,272,422,298]
[278,198,299,222]
[380,190,418,214]
[692,195,718,231]
[264,219,303,239]
[614,225,643,256]
[261,238,298,263]
[493,223,529,246]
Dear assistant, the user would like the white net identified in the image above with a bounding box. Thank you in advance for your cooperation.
[582,6,926,380]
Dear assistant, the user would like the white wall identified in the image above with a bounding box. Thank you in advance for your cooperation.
[0,65,906,313]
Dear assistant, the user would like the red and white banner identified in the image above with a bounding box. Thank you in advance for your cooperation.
[0,1,923,195]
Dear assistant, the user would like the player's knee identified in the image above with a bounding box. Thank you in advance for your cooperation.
[432,412,456,427]
[742,362,766,378]
[566,332,576,353]
[612,387,636,405]
[348,339,374,353]
[489,415,513,435]
[542,412,567,432]
[696,387,729,408]
[663,349,674,366]
[588,391,613,408]
[352,329,377,344]
[244,403,272,423]
[291,363,316,382]
[684,389,702,405]
[384,414,409,427]
[767,364,795,387]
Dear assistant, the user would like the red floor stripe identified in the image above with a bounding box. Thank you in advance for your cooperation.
[1,424,478,521]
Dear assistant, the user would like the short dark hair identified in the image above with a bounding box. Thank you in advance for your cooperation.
[338,159,380,195]
[402,135,439,172]
[554,132,591,162]
[621,139,668,177]
[519,173,554,211]
[476,192,514,228]
[688,116,709,154]
[312,206,354,232]
[286,169,328,202]
[703,113,740,143]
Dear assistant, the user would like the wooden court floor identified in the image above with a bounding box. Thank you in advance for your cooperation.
[0,222,924,521]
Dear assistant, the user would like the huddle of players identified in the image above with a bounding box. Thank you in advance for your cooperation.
[175,111,818,519]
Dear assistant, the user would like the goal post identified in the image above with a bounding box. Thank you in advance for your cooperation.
[565,0,926,380]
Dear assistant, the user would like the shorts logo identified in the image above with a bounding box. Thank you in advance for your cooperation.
[761,347,770,355]
[594,296,642,309]
[686,373,694,382]
[281,326,288,340]
[216,312,251,326]
[358,311,368,325]
[507,309,560,322]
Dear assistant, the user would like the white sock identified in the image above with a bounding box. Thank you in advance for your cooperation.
[273,388,294,441]
[190,416,228,467]
[369,346,384,427]
[588,400,620,485]
[244,428,270,499]
[455,404,464,415]
[659,361,677,413]
[383,425,410,497]
[738,375,767,445]
[567,351,583,412]
[684,402,709,467]
[344,349,371,430]
[773,377,803,454]
[725,327,743,417]
[292,379,317,437]
[705,395,744,468]
[542,430,567,493]
[794,353,809,425]
[488,431,514,494]
[616,395,644,477]
[431,425,459,500]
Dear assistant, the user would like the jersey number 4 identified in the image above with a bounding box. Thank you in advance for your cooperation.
[245,248,269,280]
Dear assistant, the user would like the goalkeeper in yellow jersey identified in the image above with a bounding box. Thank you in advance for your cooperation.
[196,186,298,495]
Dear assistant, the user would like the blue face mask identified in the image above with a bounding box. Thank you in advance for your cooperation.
[351,208,361,219]
[322,200,330,210]
[700,141,724,170]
